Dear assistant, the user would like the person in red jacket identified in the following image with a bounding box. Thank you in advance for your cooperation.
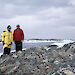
[13,25,24,52]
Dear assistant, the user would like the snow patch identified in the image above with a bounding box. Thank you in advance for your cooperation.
[52,40,74,48]
[23,40,55,43]
[0,48,27,57]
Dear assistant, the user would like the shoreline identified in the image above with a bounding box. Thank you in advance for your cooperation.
[0,40,74,56]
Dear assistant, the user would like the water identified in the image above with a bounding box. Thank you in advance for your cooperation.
[0,42,53,53]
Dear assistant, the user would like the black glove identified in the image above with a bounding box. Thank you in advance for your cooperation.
[11,42,12,45]
[8,42,12,46]
[2,41,5,45]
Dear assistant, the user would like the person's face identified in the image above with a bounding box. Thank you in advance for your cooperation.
[7,28,11,31]
[17,27,20,29]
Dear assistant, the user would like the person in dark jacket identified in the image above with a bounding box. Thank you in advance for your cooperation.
[13,25,24,52]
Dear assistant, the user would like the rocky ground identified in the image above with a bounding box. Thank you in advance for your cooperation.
[0,42,75,75]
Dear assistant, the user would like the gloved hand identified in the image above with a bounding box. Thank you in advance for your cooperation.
[3,41,5,45]
[11,42,12,45]
[8,42,12,46]
[21,40,24,42]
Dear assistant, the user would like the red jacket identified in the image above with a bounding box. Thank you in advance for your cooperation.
[13,28,24,41]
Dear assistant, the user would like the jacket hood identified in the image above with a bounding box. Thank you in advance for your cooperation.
[6,29,12,33]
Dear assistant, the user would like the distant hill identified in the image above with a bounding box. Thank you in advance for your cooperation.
[28,39,62,41]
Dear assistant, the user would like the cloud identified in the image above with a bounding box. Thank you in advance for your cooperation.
[0,0,75,39]
[0,0,71,19]
[68,0,75,6]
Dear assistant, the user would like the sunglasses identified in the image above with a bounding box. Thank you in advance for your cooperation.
[8,28,11,29]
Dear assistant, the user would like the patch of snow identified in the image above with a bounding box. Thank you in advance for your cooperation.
[0,52,3,57]
[0,48,27,57]
[0,42,2,44]
[23,40,56,43]
[52,40,74,48]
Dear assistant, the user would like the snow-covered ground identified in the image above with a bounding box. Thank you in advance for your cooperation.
[23,40,56,43]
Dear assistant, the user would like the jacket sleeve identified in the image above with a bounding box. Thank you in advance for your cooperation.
[21,30,24,40]
[11,33,13,42]
[13,31,15,41]
[1,32,5,42]
[13,31,15,40]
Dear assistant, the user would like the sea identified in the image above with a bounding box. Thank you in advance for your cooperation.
[0,40,74,53]
[0,40,54,53]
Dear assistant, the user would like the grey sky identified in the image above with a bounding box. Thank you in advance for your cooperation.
[0,0,75,39]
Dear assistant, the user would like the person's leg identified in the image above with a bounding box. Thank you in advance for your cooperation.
[21,42,22,51]
[19,41,22,51]
[17,41,22,51]
[15,41,18,52]
[4,47,8,54]
[8,48,10,55]
[20,42,22,51]
[3,47,10,55]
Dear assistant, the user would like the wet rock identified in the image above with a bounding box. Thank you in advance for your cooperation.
[47,45,58,49]
[62,43,72,52]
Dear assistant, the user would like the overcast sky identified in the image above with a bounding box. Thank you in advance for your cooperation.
[0,0,75,39]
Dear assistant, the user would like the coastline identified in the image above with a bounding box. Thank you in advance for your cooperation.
[0,39,74,56]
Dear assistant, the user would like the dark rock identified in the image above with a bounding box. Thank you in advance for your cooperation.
[61,72,66,75]
[55,73,60,75]
[0,69,4,75]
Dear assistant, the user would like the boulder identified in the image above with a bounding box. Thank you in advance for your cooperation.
[64,70,75,75]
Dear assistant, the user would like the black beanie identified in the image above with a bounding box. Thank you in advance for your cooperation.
[7,25,11,29]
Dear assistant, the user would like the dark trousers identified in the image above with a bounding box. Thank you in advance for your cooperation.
[15,41,22,52]
[4,47,10,55]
